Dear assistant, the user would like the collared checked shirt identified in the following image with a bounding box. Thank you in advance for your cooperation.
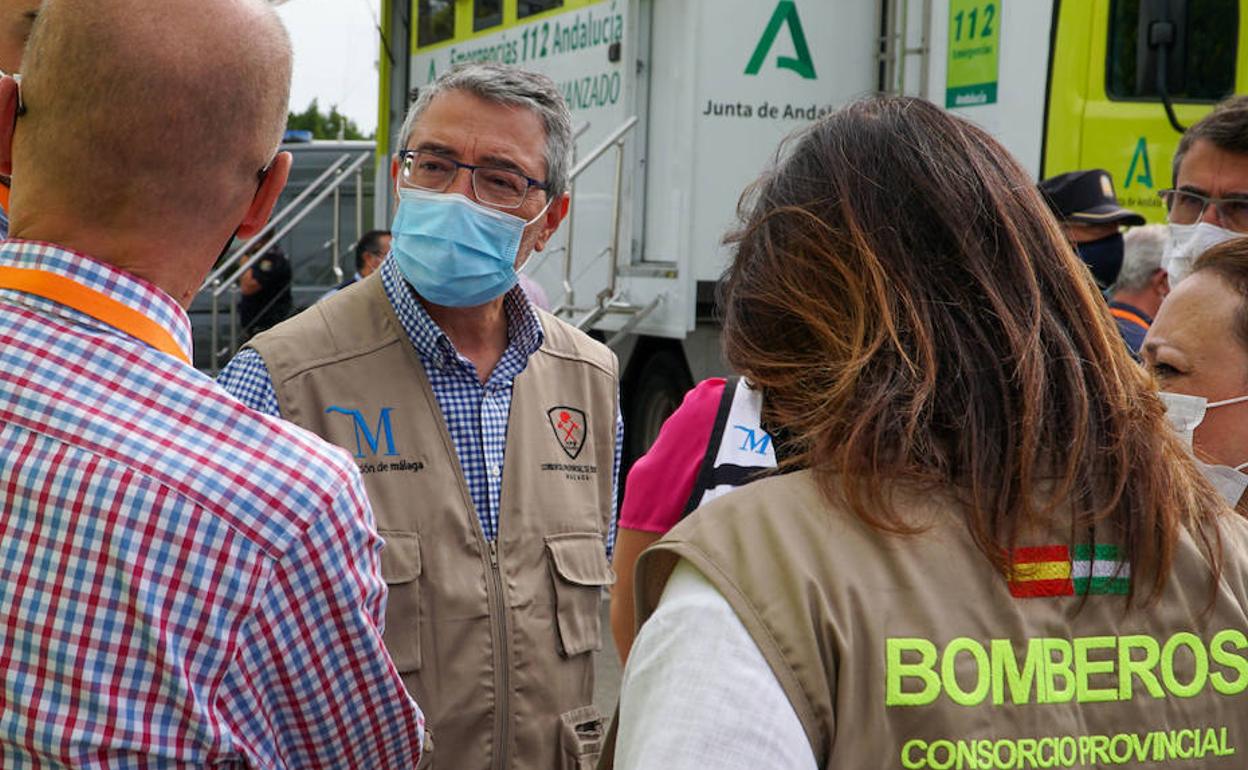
[219,257,622,552]
[0,240,423,768]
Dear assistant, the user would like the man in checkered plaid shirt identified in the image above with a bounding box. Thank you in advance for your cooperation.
[0,0,424,766]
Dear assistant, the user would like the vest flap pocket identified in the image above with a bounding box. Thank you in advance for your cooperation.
[380,531,422,584]
[545,533,613,658]
[545,533,615,587]
[558,705,605,770]
[379,531,422,672]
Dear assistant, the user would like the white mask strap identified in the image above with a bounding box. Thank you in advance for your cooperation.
[1235,461,1248,473]
[1206,394,1248,409]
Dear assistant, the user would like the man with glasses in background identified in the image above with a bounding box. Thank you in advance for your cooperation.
[219,62,621,770]
[1160,95,1248,287]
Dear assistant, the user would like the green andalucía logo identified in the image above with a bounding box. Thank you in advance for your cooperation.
[745,0,816,80]
[1125,136,1154,189]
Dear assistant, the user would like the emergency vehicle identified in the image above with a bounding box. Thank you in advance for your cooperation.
[373,0,1244,461]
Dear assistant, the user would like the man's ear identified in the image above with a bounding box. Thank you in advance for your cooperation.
[533,192,571,252]
[1152,267,1170,298]
[0,77,21,176]
[236,151,293,239]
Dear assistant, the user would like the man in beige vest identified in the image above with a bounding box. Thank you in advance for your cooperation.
[219,63,619,770]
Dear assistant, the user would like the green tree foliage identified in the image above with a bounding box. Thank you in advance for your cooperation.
[287,99,372,140]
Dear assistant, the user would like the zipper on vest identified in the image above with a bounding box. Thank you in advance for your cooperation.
[487,539,511,770]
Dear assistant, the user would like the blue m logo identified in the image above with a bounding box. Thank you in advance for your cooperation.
[326,406,399,458]
[733,425,772,456]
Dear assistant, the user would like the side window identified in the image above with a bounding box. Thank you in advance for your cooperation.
[418,0,455,48]
[1107,0,1237,101]
[474,0,503,31]
[518,0,563,20]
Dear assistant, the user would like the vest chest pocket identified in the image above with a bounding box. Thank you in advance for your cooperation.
[379,530,422,672]
[544,533,616,657]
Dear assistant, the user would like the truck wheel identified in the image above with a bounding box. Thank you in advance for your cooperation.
[625,348,693,466]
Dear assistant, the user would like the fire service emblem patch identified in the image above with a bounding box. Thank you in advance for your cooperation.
[548,406,587,460]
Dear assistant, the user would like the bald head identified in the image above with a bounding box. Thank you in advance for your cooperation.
[13,0,291,237]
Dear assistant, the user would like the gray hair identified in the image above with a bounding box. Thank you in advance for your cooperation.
[397,63,573,199]
[1112,224,1169,293]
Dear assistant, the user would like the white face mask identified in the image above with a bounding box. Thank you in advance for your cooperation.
[1159,391,1248,470]
[1200,461,1248,505]
[1159,391,1208,448]
[1162,222,1239,287]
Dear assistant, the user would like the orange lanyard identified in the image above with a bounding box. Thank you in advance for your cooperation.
[0,266,189,364]
[1109,306,1150,331]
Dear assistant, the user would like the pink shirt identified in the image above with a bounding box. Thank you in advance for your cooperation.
[619,378,727,534]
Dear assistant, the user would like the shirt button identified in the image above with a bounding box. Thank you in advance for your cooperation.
[489,465,501,478]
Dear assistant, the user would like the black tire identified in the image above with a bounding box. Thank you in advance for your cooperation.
[623,348,693,469]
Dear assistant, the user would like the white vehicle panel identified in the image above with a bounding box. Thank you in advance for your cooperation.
[647,0,879,285]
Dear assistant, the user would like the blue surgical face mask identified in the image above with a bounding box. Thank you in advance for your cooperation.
[390,187,548,307]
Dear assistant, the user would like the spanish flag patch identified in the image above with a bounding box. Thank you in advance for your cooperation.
[1008,544,1129,598]
[1008,546,1073,597]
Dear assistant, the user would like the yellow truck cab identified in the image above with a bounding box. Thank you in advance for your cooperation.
[1046,0,1246,222]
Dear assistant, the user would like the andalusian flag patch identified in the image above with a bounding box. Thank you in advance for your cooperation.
[1008,544,1129,598]
[1072,543,1130,595]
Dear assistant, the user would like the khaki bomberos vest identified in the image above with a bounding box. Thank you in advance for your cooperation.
[618,470,1248,770]
[248,274,616,770]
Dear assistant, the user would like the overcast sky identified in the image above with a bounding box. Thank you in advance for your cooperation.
[277,0,383,136]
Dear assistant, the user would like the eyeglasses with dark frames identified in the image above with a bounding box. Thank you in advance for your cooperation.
[397,149,548,210]
[1159,188,1248,233]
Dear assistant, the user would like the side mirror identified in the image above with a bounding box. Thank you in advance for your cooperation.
[1136,0,1188,132]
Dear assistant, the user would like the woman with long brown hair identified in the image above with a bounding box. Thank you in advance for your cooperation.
[604,96,1248,769]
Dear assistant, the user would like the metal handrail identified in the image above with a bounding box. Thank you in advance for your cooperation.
[879,0,932,97]
[214,151,372,295]
[206,143,375,373]
[569,116,638,181]
[202,154,351,289]
[556,115,639,315]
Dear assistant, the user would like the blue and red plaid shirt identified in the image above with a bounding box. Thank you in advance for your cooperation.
[0,240,423,768]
